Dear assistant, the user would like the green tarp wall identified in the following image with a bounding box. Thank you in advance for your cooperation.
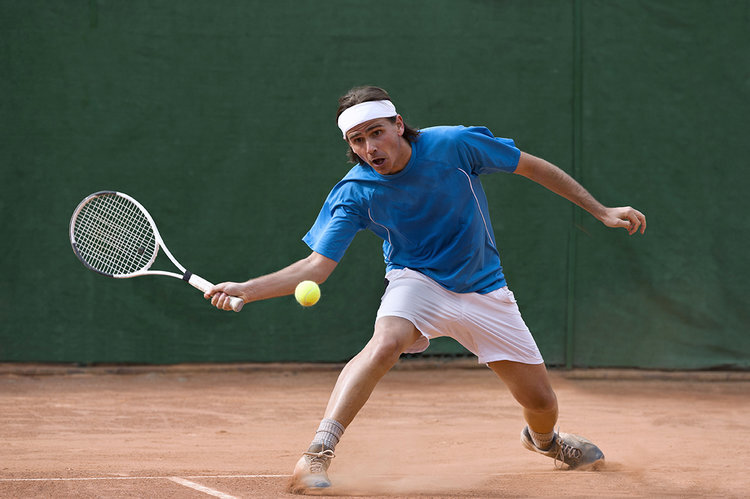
[2,1,748,368]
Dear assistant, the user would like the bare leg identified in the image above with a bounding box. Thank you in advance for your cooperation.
[324,316,422,427]
[489,360,605,469]
[487,360,558,433]
[289,318,422,493]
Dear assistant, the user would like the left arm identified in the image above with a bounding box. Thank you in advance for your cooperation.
[514,151,646,235]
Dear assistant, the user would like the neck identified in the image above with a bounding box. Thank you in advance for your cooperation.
[392,137,413,174]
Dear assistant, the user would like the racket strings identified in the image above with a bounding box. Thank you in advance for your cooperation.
[73,194,157,276]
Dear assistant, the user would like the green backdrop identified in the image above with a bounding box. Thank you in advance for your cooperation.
[2,1,748,368]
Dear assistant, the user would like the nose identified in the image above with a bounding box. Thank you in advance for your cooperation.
[366,139,377,155]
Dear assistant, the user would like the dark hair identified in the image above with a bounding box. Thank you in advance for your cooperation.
[336,86,420,164]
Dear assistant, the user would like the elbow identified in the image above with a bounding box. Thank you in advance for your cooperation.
[305,252,338,284]
[312,269,331,284]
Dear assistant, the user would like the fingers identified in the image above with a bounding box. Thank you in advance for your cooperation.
[635,209,647,234]
[608,206,646,235]
[624,208,647,235]
[204,284,235,311]
[208,291,234,311]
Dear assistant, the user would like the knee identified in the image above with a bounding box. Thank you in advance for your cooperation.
[364,318,419,366]
[363,334,404,366]
[519,388,558,414]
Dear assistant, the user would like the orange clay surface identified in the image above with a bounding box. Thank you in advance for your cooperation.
[1,361,749,498]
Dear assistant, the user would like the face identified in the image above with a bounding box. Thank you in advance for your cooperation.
[345,116,412,175]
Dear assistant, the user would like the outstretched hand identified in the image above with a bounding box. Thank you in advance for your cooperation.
[204,282,247,311]
[600,206,647,235]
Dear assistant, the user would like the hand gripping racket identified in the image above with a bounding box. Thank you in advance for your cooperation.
[69,191,244,312]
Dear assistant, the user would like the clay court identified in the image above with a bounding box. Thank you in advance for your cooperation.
[1,361,748,498]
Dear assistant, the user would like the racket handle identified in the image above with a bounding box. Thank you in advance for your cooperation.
[185,272,244,312]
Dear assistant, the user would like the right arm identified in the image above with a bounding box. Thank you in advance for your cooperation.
[205,251,338,311]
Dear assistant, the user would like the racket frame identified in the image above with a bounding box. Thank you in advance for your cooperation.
[70,191,244,312]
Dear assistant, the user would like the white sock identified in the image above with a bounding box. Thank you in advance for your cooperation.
[528,427,555,450]
[311,418,345,450]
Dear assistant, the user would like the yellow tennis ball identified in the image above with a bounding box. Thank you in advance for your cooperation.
[294,280,320,307]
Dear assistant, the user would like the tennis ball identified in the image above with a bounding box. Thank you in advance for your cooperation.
[294,280,320,307]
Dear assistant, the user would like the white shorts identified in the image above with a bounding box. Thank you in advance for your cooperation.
[376,268,544,365]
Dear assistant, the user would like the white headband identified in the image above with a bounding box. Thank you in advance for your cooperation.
[337,100,398,138]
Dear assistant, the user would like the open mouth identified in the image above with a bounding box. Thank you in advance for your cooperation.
[371,158,386,167]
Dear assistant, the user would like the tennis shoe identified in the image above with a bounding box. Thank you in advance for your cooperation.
[289,443,335,494]
[521,426,605,470]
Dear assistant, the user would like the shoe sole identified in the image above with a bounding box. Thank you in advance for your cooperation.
[572,458,605,471]
[288,481,331,496]
[288,454,332,495]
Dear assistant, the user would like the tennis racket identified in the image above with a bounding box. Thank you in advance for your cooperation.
[69,190,244,312]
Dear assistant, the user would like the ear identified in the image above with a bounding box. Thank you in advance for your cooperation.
[395,115,405,136]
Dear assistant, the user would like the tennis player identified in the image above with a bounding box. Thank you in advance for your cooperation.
[206,86,646,493]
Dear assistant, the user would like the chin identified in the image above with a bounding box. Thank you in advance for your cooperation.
[369,161,388,172]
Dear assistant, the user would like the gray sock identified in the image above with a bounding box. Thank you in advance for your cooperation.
[311,418,345,450]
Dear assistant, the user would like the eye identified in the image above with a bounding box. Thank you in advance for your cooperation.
[372,129,382,137]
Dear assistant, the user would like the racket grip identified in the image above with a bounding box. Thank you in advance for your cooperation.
[186,272,244,312]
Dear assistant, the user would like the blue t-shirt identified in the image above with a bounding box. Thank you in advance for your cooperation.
[303,125,521,294]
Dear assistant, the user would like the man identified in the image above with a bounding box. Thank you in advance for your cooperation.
[206,86,646,493]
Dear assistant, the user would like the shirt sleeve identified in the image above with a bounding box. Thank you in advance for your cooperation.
[302,191,366,262]
[456,126,521,175]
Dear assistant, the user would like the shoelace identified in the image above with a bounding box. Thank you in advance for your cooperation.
[303,449,335,474]
[559,442,583,461]
[554,438,583,469]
